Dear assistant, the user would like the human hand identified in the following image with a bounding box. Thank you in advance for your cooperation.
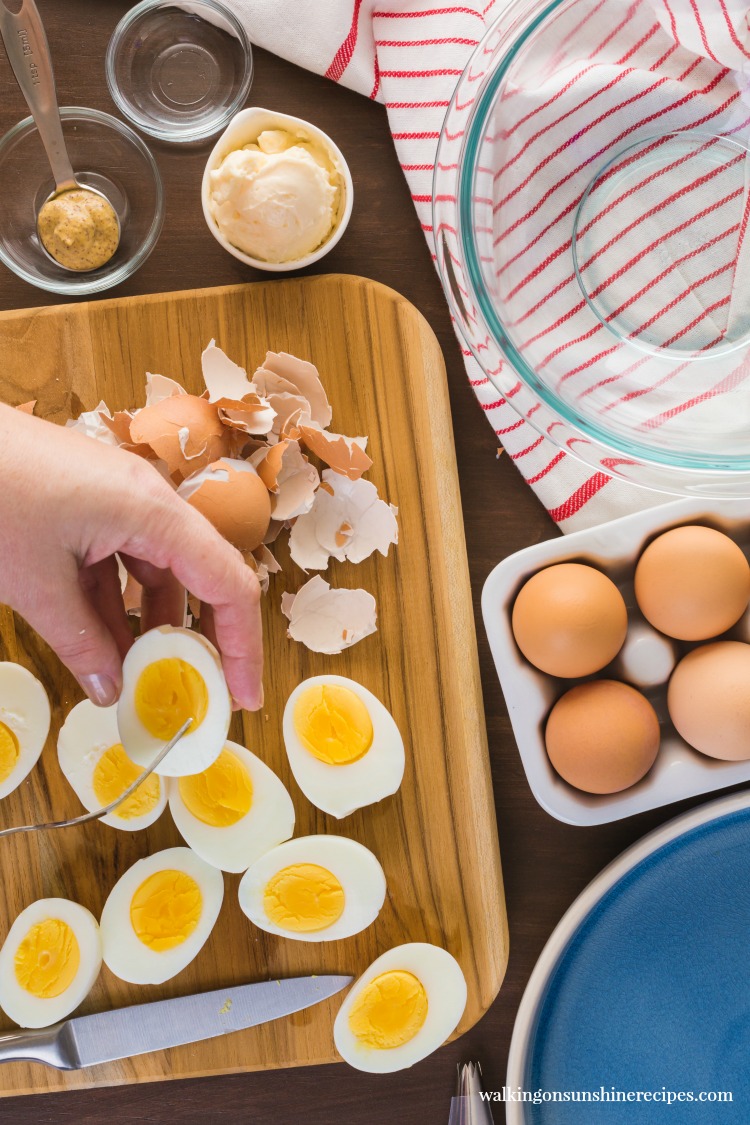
[0,404,263,711]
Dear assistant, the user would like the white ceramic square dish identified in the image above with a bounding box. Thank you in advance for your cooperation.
[482,499,750,826]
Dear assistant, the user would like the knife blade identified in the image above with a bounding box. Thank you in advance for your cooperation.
[0,975,353,1070]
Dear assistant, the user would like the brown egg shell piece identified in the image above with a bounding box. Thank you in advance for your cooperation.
[298,421,372,481]
[249,440,320,521]
[280,575,377,654]
[129,396,233,481]
[256,351,332,428]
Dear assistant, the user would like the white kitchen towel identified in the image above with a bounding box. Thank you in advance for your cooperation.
[227,0,750,530]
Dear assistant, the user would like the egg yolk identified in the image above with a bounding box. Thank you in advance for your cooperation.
[178,748,253,827]
[293,685,373,765]
[130,870,203,951]
[93,743,161,820]
[0,721,19,783]
[263,863,345,932]
[348,970,428,1050]
[134,658,208,740]
[14,919,80,999]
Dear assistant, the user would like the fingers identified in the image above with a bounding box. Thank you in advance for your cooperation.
[79,557,133,662]
[25,562,124,706]
[119,555,186,633]
[122,490,264,711]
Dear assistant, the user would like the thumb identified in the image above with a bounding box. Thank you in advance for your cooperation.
[23,576,124,707]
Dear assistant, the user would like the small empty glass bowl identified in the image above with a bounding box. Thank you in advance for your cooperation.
[106,0,254,144]
[0,107,164,295]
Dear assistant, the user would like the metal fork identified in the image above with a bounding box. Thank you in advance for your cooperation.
[0,718,192,840]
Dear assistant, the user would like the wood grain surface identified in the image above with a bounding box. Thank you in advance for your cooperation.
[0,276,507,1095]
[0,3,730,1122]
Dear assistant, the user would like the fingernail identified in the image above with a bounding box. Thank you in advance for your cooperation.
[258,683,264,709]
[79,673,118,707]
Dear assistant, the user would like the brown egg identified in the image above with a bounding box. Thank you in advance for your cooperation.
[634,525,750,641]
[177,459,271,552]
[511,563,627,677]
[545,680,660,794]
[667,641,750,760]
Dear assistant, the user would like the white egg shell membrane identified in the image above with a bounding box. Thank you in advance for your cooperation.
[238,835,386,943]
[333,943,467,1073]
[0,898,102,1028]
[283,676,405,818]
[0,662,51,800]
[117,626,231,777]
[57,700,167,831]
[100,847,224,985]
[169,740,296,873]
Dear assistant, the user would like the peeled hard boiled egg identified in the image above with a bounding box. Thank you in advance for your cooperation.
[545,680,660,794]
[668,641,750,760]
[333,943,467,1073]
[0,898,102,1028]
[0,662,51,800]
[100,847,224,985]
[117,626,231,777]
[282,676,405,818]
[238,835,386,942]
[512,563,627,677]
[635,525,750,641]
[169,740,295,873]
[57,700,166,831]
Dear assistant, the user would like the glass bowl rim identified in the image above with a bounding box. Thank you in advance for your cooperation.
[105,0,255,144]
[0,106,165,296]
[436,0,750,477]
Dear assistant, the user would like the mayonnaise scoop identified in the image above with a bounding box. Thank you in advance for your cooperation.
[208,129,340,263]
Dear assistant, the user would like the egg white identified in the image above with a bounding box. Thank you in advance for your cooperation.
[117,626,231,777]
[100,847,224,985]
[0,898,102,1028]
[333,943,467,1072]
[0,662,51,800]
[238,834,386,943]
[57,700,167,831]
[283,676,405,819]
[169,740,296,873]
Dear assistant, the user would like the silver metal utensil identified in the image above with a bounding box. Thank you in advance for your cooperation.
[448,1061,495,1124]
[0,717,192,840]
[0,0,120,267]
[0,974,353,1069]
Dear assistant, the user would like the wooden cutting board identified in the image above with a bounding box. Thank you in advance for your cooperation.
[0,274,507,1096]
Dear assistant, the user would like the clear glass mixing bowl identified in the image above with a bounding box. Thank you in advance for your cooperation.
[434,0,750,495]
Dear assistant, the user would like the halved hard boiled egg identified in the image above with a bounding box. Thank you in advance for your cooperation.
[169,740,295,873]
[100,847,224,985]
[57,700,166,831]
[117,626,231,777]
[0,898,102,1028]
[333,943,467,1072]
[238,835,386,942]
[282,676,404,818]
[0,662,51,800]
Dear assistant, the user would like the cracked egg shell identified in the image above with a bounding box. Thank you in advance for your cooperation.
[177,458,271,552]
[129,395,233,481]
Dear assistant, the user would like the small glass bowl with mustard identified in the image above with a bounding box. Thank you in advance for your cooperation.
[0,107,164,296]
[201,107,353,272]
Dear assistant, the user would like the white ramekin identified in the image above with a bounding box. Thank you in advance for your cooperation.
[201,106,353,273]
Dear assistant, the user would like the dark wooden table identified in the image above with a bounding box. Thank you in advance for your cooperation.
[0,3,719,1121]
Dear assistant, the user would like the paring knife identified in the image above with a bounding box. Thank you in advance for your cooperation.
[0,975,353,1070]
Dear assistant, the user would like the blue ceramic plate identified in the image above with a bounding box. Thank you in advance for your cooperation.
[507,792,750,1124]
